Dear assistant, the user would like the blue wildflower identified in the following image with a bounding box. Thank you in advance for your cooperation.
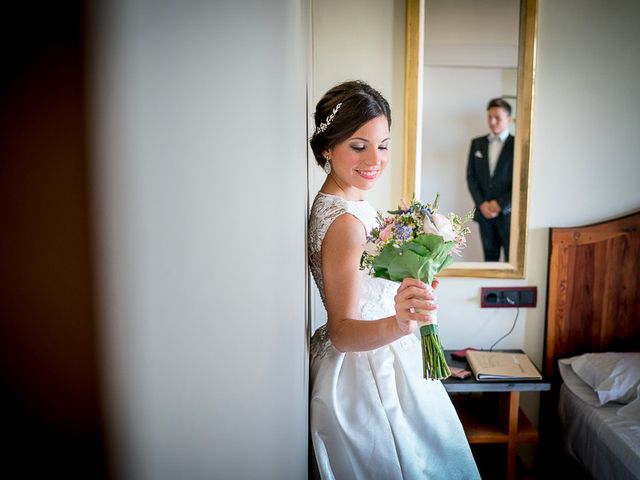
[394,224,413,241]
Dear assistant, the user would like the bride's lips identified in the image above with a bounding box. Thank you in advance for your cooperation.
[356,169,380,180]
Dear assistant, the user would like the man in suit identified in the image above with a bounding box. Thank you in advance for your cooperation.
[466,98,513,261]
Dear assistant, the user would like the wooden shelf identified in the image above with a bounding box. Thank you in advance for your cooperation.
[449,392,540,480]
[443,351,549,480]
[514,414,539,443]
[450,393,538,444]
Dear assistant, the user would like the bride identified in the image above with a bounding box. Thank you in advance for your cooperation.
[308,80,480,479]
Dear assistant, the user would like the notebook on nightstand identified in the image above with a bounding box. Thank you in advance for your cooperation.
[465,350,542,381]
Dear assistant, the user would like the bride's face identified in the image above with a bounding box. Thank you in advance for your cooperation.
[325,115,390,193]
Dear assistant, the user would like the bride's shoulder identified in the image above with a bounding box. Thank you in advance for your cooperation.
[325,216,368,267]
[309,193,373,247]
[310,193,347,222]
[325,212,364,236]
[322,213,366,263]
[311,191,344,208]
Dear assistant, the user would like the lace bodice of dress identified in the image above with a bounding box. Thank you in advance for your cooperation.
[308,193,400,359]
[308,193,375,304]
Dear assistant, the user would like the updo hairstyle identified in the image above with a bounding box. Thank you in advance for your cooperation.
[310,80,391,169]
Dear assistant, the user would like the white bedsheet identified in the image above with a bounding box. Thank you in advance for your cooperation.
[558,371,640,479]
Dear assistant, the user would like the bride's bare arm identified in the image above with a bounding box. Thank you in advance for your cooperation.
[321,214,436,352]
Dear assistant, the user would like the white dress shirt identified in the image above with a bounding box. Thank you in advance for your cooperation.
[487,129,509,177]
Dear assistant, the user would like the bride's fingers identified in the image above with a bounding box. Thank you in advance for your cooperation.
[396,308,431,324]
[396,286,436,303]
[405,299,437,311]
[398,284,428,297]
[398,279,436,297]
[406,310,434,323]
[398,278,428,292]
[396,302,434,332]
[397,298,436,314]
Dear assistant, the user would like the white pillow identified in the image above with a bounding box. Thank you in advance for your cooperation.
[618,385,640,419]
[558,358,601,406]
[566,352,640,405]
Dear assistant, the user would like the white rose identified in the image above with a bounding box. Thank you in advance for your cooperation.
[423,212,456,242]
[364,240,379,256]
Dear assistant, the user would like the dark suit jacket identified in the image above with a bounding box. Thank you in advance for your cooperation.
[466,134,513,222]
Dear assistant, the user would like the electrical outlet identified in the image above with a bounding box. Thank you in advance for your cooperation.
[481,286,537,308]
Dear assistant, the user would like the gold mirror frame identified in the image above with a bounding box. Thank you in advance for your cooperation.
[402,0,537,278]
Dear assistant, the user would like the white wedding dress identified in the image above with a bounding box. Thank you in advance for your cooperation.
[309,192,480,480]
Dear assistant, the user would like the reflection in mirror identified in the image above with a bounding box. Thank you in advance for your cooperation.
[422,0,519,263]
[403,0,537,278]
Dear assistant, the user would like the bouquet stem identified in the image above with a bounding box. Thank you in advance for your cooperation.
[419,323,451,380]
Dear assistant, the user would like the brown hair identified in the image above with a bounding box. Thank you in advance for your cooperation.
[310,80,391,169]
[487,97,512,116]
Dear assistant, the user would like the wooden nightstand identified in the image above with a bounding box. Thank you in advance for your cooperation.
[442,350,550,480]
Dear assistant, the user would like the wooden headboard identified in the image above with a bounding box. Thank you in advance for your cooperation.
[543,210,640,380]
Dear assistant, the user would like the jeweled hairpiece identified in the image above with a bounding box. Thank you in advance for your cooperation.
[315,102,342,135]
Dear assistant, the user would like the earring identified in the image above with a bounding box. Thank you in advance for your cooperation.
[323,156,332,175]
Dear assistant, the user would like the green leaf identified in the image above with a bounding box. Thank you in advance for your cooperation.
[403,240,429,257]
[373,267,390,279]
[387,249,429,282]
[370,234,458,283]
[438,252,454,271]
[416,257,434,284]
[413,234,446,254]
[371,244,397,280]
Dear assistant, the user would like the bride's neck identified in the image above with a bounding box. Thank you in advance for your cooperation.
[320,174,363,201]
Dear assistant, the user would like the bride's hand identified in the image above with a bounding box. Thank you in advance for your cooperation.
[393,278,438,334]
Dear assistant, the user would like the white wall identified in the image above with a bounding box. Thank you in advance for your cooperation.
[310,0,407,211]
[424,0,519,49]
[312,0,640,422]
[92,1,309,479]
[310,0,407,331]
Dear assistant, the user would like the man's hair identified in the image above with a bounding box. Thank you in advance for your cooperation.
[487,98,512,116]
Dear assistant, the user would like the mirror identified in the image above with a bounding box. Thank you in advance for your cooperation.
[402,0,537,278]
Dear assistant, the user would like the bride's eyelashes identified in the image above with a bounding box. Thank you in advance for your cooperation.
[349,143,390,152]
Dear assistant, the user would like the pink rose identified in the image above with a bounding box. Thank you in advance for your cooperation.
[379,223,394,242]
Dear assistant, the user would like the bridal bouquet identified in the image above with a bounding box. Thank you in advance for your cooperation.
[360,194,472,380]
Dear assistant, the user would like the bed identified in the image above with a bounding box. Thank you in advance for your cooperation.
[542,211,640,479]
